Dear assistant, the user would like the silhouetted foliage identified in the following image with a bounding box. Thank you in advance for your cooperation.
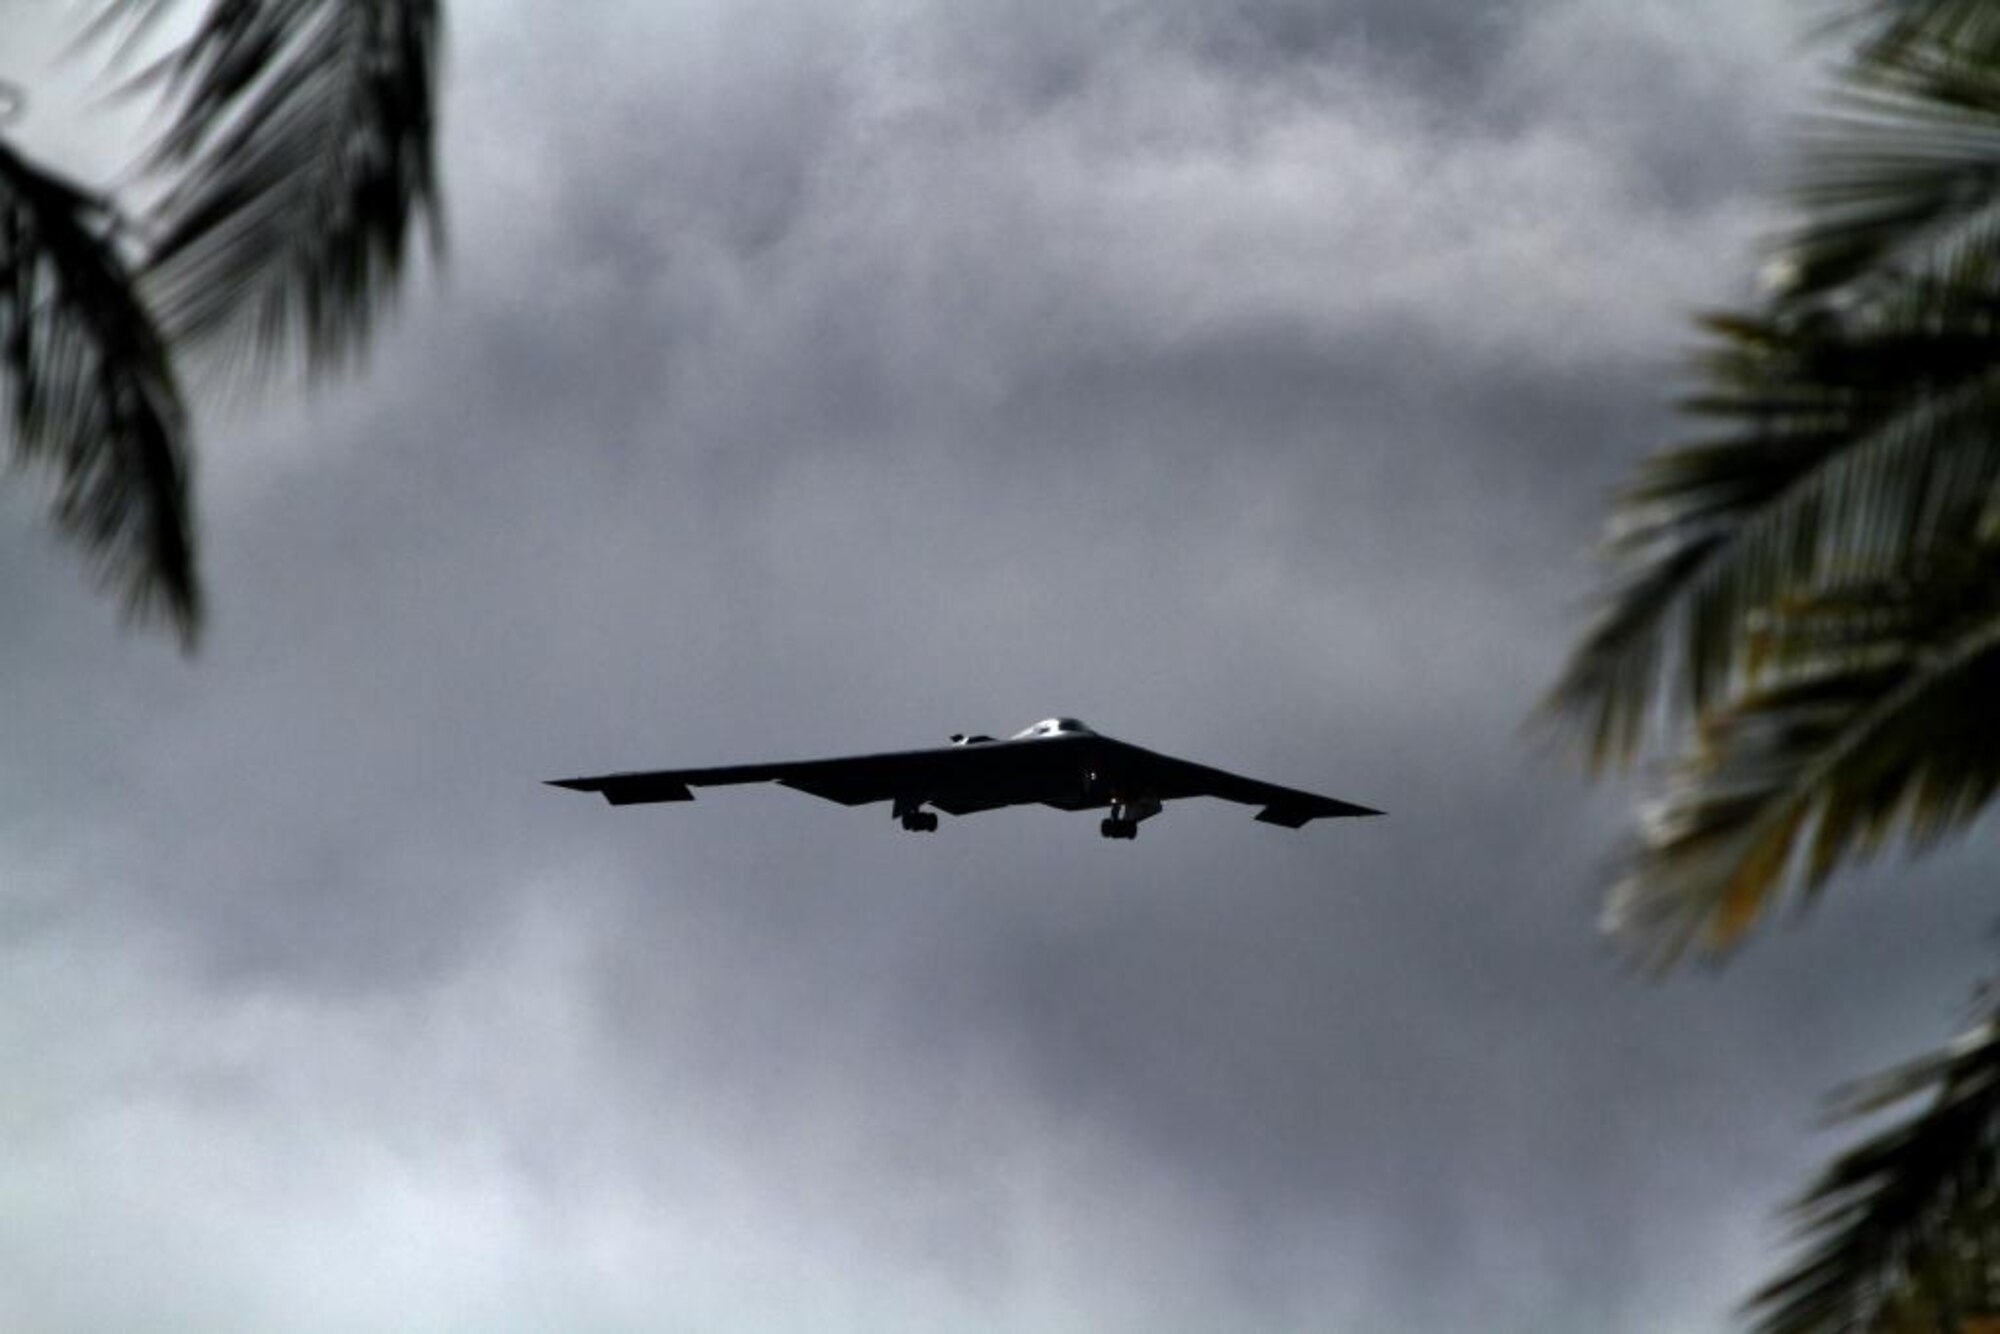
[0,137,196,639]
[1547,1,2000,1326]
[1545,7,2000,964]
[0,0,442,644]
[1748,1003,2000,1333]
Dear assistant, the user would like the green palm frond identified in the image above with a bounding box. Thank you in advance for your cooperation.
[1746,1010,2000,1334]
[1552,0,2000,1321]
[1542,296,2000,769]
[1776,29,2000,304]
[1837,0,2000,62]
[1606,563,2000,966]
[1546,4,2000,775]
[108,0,444,379]
[0,138,197,642]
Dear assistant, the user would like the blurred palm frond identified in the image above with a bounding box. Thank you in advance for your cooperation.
[110,0,444,380]
[0,138,197,641]
[1777,28,2000,306]
[1604,560,2000,965]
[1835,0,2000,63]
[1748,1013,2000,1334]
[1546,9,2000,965]
[1542,293,2000,771]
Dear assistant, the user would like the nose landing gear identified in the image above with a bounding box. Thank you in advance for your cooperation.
[1100,817,1138,840]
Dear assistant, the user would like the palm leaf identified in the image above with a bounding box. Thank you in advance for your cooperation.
[0,137,197,642]
[1546,4,2000,772]
[1835,0,2000,61]
[1746,1011,2000,1334]
[105,0,444,379]
[1775,29,2000,304]
[1605,563,2000,966]
[1542,296,2000,769]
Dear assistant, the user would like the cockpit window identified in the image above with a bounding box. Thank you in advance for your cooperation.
[1017,717,1094,738]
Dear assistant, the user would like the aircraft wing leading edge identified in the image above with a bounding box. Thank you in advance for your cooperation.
[1097,740,1379,827]
[549,736,1085,808]
[549,722,1380,838]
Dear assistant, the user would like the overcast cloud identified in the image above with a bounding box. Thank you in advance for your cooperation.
[5,1,1994,1330]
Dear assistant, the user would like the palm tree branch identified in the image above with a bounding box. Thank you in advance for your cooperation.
[102,0,443,377]
[1746,1014,2000,1334]
[1543,306,2000,769]
[1605,586,2000,966]
[1778,34,2000,300]
[0,136,197,642]
[1831,0,2000,62]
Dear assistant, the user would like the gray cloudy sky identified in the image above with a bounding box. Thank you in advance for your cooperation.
[7,1,1998,1329]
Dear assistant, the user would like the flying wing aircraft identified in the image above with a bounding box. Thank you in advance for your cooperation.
[548,717,1380,839]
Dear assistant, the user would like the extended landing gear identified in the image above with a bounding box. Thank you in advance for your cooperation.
[894,797,939,832]
[1099,797,1160,840]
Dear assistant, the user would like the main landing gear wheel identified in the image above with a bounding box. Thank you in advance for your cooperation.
[900,811,939,832]
[1100,817,1138,840]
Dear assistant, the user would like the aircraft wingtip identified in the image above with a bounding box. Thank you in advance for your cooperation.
[1257,799,1383,827]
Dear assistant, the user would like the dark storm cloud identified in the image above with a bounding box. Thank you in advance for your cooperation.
[908,0,1525,110]
[1179,0,1526,78]
[6,1,1975,1330]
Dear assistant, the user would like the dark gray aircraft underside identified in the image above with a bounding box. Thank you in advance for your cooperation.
[549,717,1380,839]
